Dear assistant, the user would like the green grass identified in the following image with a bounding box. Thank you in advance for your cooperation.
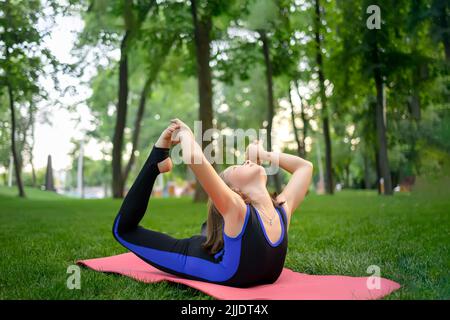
[0,185,448,299]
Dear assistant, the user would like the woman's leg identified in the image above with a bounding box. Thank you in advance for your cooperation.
[112,145,188,254]
[113,146,169,235]
[112,145,220,281]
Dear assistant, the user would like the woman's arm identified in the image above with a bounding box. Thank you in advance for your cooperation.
[267,151,313,215]
[247,141,313,216]
[172,119,246,217]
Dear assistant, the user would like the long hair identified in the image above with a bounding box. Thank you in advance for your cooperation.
[201,171,284,255]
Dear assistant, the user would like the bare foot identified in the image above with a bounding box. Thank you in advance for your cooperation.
[157,157,173,173]
[155,122,179,173]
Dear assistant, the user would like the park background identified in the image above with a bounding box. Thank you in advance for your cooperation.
[0,0,449,299]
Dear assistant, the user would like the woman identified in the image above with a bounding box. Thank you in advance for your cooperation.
[112,119,313,288]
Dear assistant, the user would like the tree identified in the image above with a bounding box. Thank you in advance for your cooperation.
[189,0,215,201]
[429,0,449,62]
[79,0,154,198]
[111,0,155,198]
[242,0,285,193]
[0,0,59,197]
[122,5,182,186]
[78,1,198,197]
[288,83,307,158]
[276,0,309,159]
[258,29,282,193]
[313,0,334,194]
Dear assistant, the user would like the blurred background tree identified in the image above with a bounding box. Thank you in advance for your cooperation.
[0,0,448,200]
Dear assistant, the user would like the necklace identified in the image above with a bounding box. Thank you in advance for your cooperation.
[255,206,276,226]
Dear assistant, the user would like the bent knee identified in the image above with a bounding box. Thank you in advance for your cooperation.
[112,213,124,239]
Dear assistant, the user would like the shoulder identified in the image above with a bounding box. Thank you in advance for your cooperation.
[223,199,249,237]
[223,193,248,220]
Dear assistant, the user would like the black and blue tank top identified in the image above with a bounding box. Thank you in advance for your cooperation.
[210,202,289,287]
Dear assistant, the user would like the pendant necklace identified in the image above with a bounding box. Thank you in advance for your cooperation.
[256,207,276,226]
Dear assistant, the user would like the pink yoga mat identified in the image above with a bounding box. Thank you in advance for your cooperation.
[77,253,400,300]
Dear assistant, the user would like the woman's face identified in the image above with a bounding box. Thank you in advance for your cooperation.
[223,160,267,190]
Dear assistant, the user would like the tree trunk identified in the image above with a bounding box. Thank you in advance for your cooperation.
[436,0,450,61]
[260,30,282,194]
[409,94,421,120]
[123,78,151,183]
[191,0,214,202]
[409,41,421,120]
[27,103,37,187]
[7,83,25,197]
[112,31,130,198]
[294,79,308,157]
[374,76,393,195]
[345,164,350,188]
[363,153,371,189]
[288,86,305,157]
[371,37,393,195]
[122,37,175,185]
[314,0,333,194]
[375,150,381,194]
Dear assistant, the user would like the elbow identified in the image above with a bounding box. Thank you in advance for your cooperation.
[302,160,313,172]
[305,160,313,169]
[293,160,313,178]
[303,160,314,177]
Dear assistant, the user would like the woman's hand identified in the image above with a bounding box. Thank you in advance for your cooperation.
[245,140,267,165]
[170,118,194,144]
[171,120,247,219]
[155,122,181,149]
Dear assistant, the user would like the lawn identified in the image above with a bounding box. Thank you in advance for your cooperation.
[0,185,448,299]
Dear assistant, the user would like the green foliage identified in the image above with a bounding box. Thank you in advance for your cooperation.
[0,0,61,97]
[2,0,449,195]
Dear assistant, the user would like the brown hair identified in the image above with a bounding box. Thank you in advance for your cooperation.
[201,170,284,255]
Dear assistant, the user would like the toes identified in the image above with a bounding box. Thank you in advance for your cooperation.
[157,158,173,173]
